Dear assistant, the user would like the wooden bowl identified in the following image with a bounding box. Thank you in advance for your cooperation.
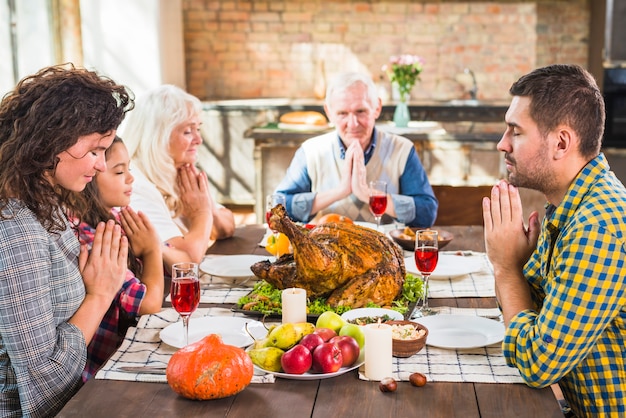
[389,228,454,251]
[385,320,428,358]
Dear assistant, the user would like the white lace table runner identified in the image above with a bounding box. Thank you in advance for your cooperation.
[95,307,275,384]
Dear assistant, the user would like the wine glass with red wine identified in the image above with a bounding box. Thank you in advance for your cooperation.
[414,230,439,317]
[369,180,387,232]
[170,262,200,346]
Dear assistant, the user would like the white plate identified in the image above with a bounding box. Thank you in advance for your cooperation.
[404,253,483,279]
[253,351,365,380]
[277,122,330,132]
[199,254,271,278]
[353,221,395,233]
[413,314,504,349]
[341,308,404,323]
[160,316,267,349]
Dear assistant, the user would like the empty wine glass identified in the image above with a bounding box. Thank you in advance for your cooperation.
[266,193,286,227]
[369,181,388,232]
[414,230,439,317]
[266,193,286,256]
[170,262,200,346]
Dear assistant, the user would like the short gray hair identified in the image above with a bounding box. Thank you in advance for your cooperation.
[324,72,379,108]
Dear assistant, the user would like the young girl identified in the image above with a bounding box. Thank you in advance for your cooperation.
[73,136,164,380]
[0,64,133,417]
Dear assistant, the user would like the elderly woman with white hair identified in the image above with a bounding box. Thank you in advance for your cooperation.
[121,85,235,270]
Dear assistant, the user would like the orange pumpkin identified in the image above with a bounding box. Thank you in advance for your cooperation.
[166,334,254,400]
[317,213,353,224]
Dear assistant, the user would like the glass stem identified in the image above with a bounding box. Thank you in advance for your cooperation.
[422,275,430,310]
[182,315,190,346]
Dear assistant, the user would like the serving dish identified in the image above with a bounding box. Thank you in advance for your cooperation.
[252,351,364,380]
[232,307,321,322]
[389,228,454,251]
[341,307,404,324]
[386,320,428,357]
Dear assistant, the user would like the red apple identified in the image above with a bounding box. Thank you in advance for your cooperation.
[299,333,325,353]
[313,327,337,342]
[311,342,342,373]
[281,344,312,375]
[329,335,360,367]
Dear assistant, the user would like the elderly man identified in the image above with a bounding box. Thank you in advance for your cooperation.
[275,72,437,227]
[483,64,626,417]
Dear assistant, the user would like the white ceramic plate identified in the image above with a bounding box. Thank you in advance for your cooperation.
[199,254,270,278]
[160,316,267,349]
[353,221,395,233]
[253,351,364,380]
[413,314,504,349]
[404,253,483,279]
[277,122,330,132]
[341,308,404,324]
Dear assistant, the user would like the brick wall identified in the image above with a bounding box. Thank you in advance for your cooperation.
[183,0,589,101]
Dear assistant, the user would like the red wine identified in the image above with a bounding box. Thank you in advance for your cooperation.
[170,277,200,315]
[369,195,387,216]
[414,246,439,274]
[265,210,271,224]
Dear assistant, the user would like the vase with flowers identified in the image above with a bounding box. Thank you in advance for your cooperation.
[383,54,424,127]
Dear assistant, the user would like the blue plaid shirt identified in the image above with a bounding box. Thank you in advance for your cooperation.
[504,154,626,417]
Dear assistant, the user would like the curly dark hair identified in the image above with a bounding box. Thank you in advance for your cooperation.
[509,64,605,158]
[0,63,134,232]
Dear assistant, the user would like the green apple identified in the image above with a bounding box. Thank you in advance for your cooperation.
[339,323,365,349]
[316,311,346,334]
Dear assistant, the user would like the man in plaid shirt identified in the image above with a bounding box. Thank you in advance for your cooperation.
[483,64,626,417]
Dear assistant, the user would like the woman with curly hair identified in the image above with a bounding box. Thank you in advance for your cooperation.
[0,64,134,417]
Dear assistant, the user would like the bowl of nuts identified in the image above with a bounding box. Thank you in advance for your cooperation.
[386,320,428,358]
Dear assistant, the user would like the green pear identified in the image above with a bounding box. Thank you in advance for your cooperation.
[267,323,300,350]
[247,347,285,372]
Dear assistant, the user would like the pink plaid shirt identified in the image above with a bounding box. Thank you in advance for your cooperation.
[74,212,146,381]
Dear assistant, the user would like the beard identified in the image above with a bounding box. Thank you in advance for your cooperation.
[505,152,556,194]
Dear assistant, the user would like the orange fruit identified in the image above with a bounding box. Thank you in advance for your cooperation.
[317,213,353,224]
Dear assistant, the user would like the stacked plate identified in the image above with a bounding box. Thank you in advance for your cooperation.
[199,254,272,286]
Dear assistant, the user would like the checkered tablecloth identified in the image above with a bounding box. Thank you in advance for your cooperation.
[359,308,523,384]
[95,307,275,384]
[427,252,496,298]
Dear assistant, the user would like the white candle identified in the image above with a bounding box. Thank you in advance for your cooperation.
[364,322,392,381]
[281,288,307,323]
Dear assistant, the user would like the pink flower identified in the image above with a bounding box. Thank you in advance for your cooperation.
[384,54,424,101]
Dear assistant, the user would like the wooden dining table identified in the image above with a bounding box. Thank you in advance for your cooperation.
[58,224,564,418]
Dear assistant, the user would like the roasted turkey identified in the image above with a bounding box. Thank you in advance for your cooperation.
[251,205,405,308]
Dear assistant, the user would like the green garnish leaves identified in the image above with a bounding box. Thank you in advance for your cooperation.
[237,273,424,316]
